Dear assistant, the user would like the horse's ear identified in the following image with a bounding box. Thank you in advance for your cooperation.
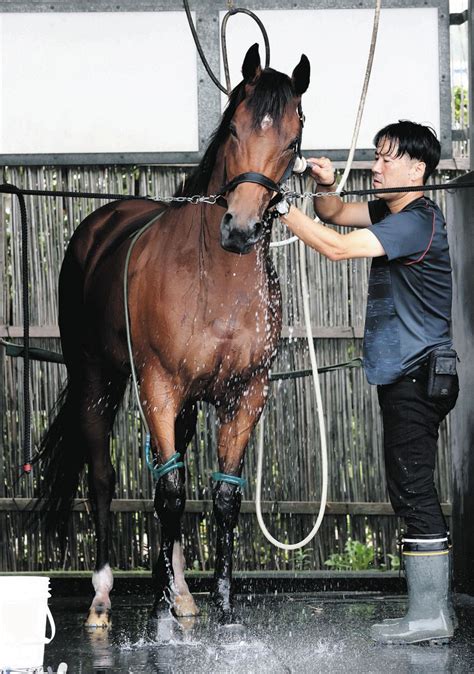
[242,43,261,82]
[292,54,310,95]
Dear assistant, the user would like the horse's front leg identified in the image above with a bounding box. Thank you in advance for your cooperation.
[142,381,199,618]
[213,374,269,619]
[154,469,198,617]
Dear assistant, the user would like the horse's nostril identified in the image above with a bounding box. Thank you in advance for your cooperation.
[253,221,263,238]
[222,212,233,229]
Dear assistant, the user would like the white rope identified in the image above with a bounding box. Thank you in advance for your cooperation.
[335,0,381,194]
[269,0,382,249]
[255,238,328,550]
[255,0,382,551]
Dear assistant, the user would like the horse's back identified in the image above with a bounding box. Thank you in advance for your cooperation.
[65,198,166,276]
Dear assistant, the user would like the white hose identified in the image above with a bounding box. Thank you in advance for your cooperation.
[335,0,381,195]
[255,238,328,550]
[255,0,382,550]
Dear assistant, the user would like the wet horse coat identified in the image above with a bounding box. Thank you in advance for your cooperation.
[38,44,310,625]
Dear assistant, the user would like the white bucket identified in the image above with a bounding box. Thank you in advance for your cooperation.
[0,576,56,671]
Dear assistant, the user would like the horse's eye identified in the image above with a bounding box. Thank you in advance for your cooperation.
[229,125,238,138]
[287,138,299,152]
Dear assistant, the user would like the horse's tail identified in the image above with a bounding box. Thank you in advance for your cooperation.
[35,245,87,542]
[35,379,86,540]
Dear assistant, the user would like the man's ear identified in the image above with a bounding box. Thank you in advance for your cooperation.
[411,160,426,182]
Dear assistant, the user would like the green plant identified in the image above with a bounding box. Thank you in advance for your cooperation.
[380,553,401,572]
[324,539,374,571]
[453,85,468,127]
[294,547,313,570]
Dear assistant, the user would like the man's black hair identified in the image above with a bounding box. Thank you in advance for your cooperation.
[373,120,441,183]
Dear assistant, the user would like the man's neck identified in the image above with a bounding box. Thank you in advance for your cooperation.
[387,189,425,214]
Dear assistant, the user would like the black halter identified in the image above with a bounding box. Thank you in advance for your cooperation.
[216,105,305,210]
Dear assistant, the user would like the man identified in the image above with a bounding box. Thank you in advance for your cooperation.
[278,120,459,645]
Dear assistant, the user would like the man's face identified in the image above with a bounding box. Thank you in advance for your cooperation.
[371,137,424,200]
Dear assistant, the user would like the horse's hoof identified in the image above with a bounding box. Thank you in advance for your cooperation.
[217,622,245,642]
[211,594,234,624]
[172,593,200,617]
[84,607,111,628]
[176,615,197,632]
[217,608,236,625]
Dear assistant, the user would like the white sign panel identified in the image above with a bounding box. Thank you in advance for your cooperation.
[220,8,440,151]
[0,12,199,154]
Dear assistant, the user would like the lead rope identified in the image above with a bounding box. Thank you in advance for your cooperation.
[255,0,382,550]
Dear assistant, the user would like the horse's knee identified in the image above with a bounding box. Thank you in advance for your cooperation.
[154,472,186,525]
[213,481,242,530]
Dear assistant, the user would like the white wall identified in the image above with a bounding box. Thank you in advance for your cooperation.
[0,11,199,154]
[0,7,442,156]
[221,8,441,151]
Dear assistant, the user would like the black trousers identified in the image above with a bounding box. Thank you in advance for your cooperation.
[377,366,458,537]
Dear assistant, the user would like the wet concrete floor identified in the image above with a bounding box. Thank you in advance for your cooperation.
[44,592,474,673]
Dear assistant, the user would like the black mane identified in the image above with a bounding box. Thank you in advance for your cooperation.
[173,68,296,204]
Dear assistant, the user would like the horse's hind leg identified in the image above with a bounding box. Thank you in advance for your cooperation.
[150,400,199,617]
[78,364,127,628]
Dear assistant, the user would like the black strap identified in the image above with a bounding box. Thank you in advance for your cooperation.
[220,171,281,196]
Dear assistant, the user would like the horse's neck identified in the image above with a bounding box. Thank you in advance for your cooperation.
[208,148,226,203]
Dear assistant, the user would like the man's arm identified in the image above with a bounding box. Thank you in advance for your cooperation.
[281,205,385,261]
[309,157,371,228]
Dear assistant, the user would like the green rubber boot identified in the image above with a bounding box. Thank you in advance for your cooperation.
[371,536,454,645]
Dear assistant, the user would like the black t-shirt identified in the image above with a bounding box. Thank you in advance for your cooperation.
[363,196,453,385]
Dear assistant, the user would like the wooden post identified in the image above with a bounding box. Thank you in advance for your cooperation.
[447,170,474,593]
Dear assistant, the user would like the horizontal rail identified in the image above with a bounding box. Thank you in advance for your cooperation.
[0,498,452,516]
[0,325,365,339]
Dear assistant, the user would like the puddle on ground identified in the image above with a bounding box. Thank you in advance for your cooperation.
[43,593,474,673]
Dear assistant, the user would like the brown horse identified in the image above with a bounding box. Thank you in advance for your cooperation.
[39,44,310,626]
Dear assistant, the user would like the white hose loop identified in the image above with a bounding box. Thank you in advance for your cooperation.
[255,239,328,550]
[255,0,382,549]
[271,234,299,248]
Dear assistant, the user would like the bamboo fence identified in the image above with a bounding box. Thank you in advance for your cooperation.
[0,166,460,573]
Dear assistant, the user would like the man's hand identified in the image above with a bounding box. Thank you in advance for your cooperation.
[306,156,371,228]
[307,157,336,187]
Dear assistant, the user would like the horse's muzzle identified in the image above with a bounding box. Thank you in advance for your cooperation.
[220,212,264,254]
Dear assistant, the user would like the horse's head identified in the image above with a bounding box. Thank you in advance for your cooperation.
[220,44,310,254]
